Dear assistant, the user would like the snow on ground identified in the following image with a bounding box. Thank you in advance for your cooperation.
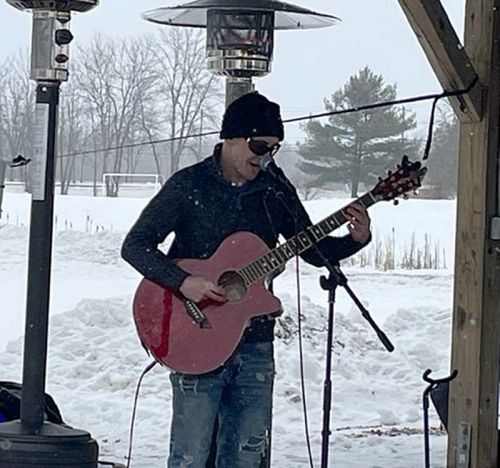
[0,190,454,467]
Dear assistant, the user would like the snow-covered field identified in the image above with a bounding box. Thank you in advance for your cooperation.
[0,190,456,467]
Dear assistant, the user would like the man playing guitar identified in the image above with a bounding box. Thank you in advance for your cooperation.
[121,92,371,467]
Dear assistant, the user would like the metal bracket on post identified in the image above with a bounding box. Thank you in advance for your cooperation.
[225,77,254,106]
[457,421,472,468]
[490,216,500,240]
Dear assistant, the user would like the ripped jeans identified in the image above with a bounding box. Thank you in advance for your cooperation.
[167,341,275,468]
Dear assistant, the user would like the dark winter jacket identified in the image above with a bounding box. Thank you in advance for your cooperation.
[122,144,369,341]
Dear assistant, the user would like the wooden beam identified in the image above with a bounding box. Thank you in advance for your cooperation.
[447,0,500,467]
[398,0,483,122]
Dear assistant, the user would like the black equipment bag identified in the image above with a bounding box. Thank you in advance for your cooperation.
[0,381,64,424]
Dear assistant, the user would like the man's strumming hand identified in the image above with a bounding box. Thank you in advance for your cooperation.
[180,276,226,303]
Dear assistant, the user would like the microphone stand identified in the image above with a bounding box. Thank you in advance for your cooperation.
[262,158,394,468]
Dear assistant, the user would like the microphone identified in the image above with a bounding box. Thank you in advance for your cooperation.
[259,154,295,192]
[259,153,274,172]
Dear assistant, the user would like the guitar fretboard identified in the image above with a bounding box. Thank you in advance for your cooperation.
[238,191,377,285]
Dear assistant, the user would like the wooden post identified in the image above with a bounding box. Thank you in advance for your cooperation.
[398,0,500,466]
[447,0,500,466]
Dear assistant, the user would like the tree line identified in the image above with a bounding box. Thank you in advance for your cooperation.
[0,28,222,203]
[0,44,458,217]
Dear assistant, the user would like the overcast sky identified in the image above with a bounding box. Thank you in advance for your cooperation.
[0,0,465,141]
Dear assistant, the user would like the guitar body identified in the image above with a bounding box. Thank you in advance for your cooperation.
[133,232,281,375]
[132,157,427,374]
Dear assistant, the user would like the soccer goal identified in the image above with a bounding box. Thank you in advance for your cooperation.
[101,173,163,198]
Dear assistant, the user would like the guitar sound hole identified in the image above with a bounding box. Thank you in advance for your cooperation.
[218,271,247,302]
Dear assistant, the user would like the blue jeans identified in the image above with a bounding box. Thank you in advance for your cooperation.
[167,341,275,468]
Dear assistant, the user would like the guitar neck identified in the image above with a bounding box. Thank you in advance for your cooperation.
[238,191,378,285]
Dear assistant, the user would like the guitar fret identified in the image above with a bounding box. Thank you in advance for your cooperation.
[240,269,252,285]
[266,252,277,266]
[318,222,329,236]
[326,217,336,230]
[257,259,270,274]
[359,193,374,208]
[266,256,276,270]
[316,222,327,236]
[367,192,377,205]
[249,265,260,282]
[306,227,317,242]
[254,262,266,278]
[248,263,260,280]
[268,252,281,268]
[333,213,344,225]
[284,246,294,259]
[263,255,272,269]
[252,263,263,278]
[310,225,324,240]
[240,267,252,283]
[299,233,312,250]
[273,248,287,263]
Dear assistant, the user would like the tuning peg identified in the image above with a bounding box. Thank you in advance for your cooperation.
[387,170,393,176]
[403,193,409,200]
[393,199,400,206]
[414,189,420,196]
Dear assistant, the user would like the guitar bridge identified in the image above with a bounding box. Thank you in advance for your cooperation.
[183,299,211,328]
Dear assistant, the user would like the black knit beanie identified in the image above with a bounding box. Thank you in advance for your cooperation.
[220,92,284,141]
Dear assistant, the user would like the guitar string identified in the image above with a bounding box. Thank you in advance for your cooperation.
[238,192,376,287]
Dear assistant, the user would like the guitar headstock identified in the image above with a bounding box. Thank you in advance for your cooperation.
[372,156,427,203]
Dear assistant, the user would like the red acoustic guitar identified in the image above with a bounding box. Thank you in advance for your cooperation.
[133,157,427,374]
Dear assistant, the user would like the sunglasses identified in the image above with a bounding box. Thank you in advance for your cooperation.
[247,139,281,157]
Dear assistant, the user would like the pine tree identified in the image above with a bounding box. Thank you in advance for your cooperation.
[297,67,420,197]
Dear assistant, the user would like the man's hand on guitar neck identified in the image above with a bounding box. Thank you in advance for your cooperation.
[179,276,227,303]
[346,203,371,244]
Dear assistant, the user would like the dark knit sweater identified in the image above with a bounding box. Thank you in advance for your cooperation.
[121,145,369,342]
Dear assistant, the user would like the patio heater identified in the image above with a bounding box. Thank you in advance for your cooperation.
[142,0,341,105]
[0,1,100,467]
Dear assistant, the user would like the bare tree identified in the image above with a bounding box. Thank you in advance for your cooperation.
[135,45,164,179]
[57,81,90,194]
[44,30,222,197]
[0,52,35,196]
[150,28,222,177]
[74,35,157,196]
